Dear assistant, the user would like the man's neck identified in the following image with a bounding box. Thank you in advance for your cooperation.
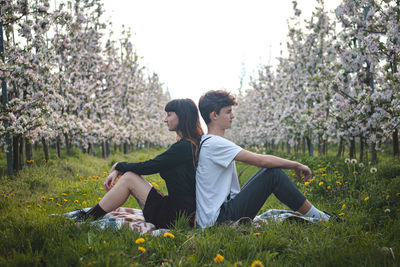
[207,125,225,137]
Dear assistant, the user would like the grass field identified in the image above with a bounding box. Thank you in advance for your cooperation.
[0,147,399,266]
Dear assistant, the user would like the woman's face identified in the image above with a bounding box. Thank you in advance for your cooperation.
[164,112,179,132]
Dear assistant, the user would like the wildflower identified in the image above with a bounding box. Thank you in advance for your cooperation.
[49,197,54,201]
[359,163,364,168]
[370,168,377,173]
[397,193,400,197]
[135,238,145,244]
[63,199,68,202]
[327,186,331,190]
[338,213,345,216]
[253,232,260,236]
[10,193,14,197]
[74,200,79,203]
[353,171,358,174]
[82,201,87,206]
[41,196,46,200]
[305,181,310,186]
[364,196,370,201]
[138,246,146,253]
[163,232,175,239]
[98,197,102,201]
[61,193,68,196]
[341,204,346,210]
[213,254,224,263]
[384,209,391,213]
[56,203,62,207]
[334,171,339,174]
[318,182,324,186]
[386,195,390,200]
[321,173,327,176]
[345,158,350,163]
[151,182,159,188]
[336,181,342,185]
[251,260,264,267]
[351,159,357,164]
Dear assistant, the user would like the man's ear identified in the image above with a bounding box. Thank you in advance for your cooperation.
[210,111,217,121]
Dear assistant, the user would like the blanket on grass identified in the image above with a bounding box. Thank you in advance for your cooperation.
[64,208,321,235]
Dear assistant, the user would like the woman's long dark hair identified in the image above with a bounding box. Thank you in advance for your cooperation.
[165,99,204,165]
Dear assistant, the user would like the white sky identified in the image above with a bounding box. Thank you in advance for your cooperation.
[102,0,341,103]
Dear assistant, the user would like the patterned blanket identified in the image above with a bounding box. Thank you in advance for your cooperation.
[64,208,321,235]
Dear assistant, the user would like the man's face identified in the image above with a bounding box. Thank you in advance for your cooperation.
[214,106,234,129]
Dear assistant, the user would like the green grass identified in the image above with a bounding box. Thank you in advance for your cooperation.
[0,147,399,266]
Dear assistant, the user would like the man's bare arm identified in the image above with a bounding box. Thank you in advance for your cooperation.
[234,149,311,181]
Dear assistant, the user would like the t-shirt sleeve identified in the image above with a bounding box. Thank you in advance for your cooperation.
[115,140,192,175]
[206,137,242,168]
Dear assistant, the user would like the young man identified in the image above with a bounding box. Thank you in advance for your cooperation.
[196,90,333,229]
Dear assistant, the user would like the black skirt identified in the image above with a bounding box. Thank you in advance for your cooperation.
[142,187,196,229]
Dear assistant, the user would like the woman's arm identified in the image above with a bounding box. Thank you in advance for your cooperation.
[115,140,192,175]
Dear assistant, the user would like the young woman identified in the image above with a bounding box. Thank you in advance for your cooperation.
[78,99,204,228]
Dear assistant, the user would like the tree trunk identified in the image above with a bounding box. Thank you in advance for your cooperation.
[360,135,364,162]
[56,136,61,158]
[302,137,306,154]
[286,141,291,155]
[318,135,323,156]
[101,141,106,158]
[306,136,314,157]
[124,142,129,154]
[323,139,327,156]
[42,137,49,162]
[106,141,110,158]
[371,142,378,163]
[25,138,33,164]
[337,137,343,158]
[114,143,117,152]
[349,137,356,159]
[393,128,399,158]
[12,135,20,171]
[64,133,70,156]
[19,136,24,168]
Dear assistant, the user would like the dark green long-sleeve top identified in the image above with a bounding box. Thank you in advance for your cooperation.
[115,139,196,198]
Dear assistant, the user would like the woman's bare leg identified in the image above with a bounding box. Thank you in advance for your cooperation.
[98,172,152,211]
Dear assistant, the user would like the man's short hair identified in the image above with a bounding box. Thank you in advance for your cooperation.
[198,90,237,124]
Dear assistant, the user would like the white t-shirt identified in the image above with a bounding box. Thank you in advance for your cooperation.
[195,134,242,229]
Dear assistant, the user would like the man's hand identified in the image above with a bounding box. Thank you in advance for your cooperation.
[104,164,122,191]
[294,164,312,182]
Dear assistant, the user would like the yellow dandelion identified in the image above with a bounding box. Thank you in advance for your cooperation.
[135,238,145,244]
[234,262,243,267]
[41,196,46,200]
[213,254,224,263]
[305,181,310,186]
[253,232,260,236]
[163,232,175,238]
[321,173,327,176]
[61,193,68,196]
[151,182,159,188]
[37,204,41,208]
[56,203,63,207]
[138,246,146,253]
[336,181,342,185]
[334,171,339,174]
[338,213,345,216]
[98,197,102,201]
[251,260,264,267]
[49,197,54,201]
[74,200,79,203]
[10,193,14,197]
[318,182,324,186]
[353,171,358,174]
[364,196,370,201]
[82,201,87,206]
[341,204,346,210]
[63,199,68,202]
[327,186,331,190]
[386,195,390,200]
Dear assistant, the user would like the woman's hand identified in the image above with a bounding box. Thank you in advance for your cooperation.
[294,164,312,182]
[104,169,121,191]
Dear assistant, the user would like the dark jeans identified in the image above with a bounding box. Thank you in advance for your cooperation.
[216,168,307,223]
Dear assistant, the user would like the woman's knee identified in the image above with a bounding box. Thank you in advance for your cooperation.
[119,172,141,185]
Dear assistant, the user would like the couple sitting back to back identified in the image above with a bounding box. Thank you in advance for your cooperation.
[77,90,332,228]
